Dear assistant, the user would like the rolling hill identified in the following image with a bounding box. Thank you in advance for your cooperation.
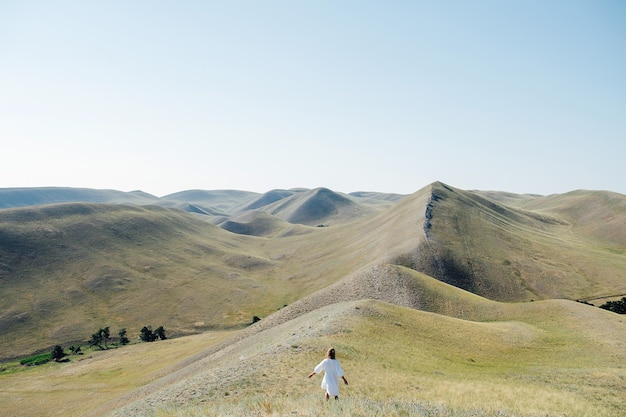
[414,183,626,302]
[2,270,624,416]
[95,274,625,417]
[0,181,625,416]
[2,182,625,358]
[0,187,159,208]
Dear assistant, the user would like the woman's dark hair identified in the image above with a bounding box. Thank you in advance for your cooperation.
[327,347,336,360]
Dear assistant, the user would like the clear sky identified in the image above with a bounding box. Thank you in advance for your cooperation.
[1,1,624,197]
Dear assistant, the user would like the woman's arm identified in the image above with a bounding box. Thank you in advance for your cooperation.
[308,372,316,378]
[341,376,348,385]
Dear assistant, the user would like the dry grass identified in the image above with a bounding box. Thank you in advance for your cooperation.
[0,189,425,359]
[147,394,574,417]
[93,295,624,417]
[1,183,626,416]
[3,184,626,360]
[2,292,624,416]
[0,331,235,417]
[424,183,626,302]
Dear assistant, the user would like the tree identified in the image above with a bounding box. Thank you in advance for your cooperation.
[140,326,157,342]
[69,345,82,355]
[600,297,626,314]
[118,328,130,345]
[140,325,166,342]
[154,326,167,340]
[89,327,112,349]
[51,345,66,362]
[89,331,104,349]
[101,326,111,348]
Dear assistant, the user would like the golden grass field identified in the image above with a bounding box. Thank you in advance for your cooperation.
[2,292,624,416]
[1,182,625,416]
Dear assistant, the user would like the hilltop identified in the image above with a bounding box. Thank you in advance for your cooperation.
[0,186,404,229]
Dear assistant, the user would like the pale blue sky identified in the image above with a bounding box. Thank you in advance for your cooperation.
[1,1,624,196]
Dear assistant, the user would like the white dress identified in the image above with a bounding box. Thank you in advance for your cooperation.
[314,358,344,396]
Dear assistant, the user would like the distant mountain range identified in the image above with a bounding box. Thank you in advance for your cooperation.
[0,187,406,231]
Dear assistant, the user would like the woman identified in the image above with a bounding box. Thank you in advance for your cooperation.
[308,347,348,400]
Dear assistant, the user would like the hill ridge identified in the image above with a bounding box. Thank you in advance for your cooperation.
[1,182,625,360]
[93,266,626,416]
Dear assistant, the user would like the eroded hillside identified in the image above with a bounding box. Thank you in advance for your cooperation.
[414,183,626,302]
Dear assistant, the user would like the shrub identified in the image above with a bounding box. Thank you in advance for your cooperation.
[600,297,626,314]
[118,328,130,345]
[154,326,167,340]
[51,345,66,361]
[20,353,51,366]
[89,327,111,349]
[140,326,157,342]
[140,325,167,342]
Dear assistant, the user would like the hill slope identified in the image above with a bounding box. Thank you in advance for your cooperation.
[1,182,626,416]
[0,187,158,208]
[4,270,621,417]
[0,203,287,358]
[1,182,626,360]
[0,187,428,358]
[413,182,626,302]
[261,187,376,226]
[98,293,625,417]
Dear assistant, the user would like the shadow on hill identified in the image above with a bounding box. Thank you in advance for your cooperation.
[265,187,376,226]
[95,264,626,417]
[220,211,313,237]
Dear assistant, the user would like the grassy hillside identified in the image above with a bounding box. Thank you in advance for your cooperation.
[159,189,259,214]
[261,187,377,226]
[219,211,314,237]
[0,203,306,359]
[2,273,623,417]
[0,187,158,209]
[0,330,238,417]
[98,276,626,417]
[0,188,429,360]
[1,182,626,416]
[418,182,626,302]
[2,183,626,361]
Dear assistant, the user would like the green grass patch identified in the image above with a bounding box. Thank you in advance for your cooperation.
[19,352,51,366]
